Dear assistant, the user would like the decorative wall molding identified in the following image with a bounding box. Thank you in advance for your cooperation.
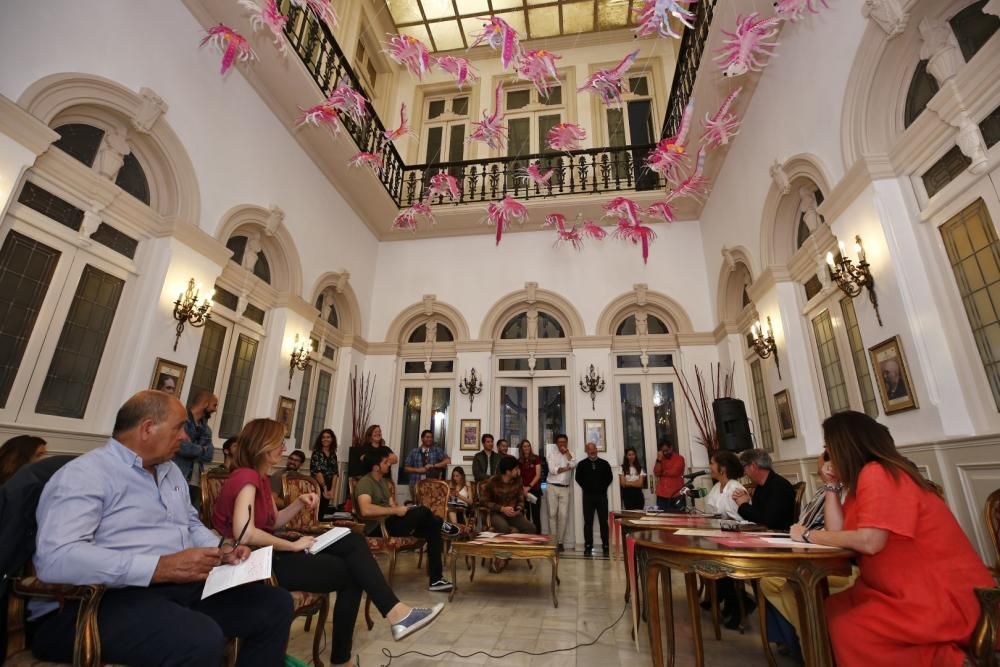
[0,94,59,156]
[478,284,587,340]
[862,0,909,38]
[595,284,696,335]
[383,295,472,343]
[169,220,233,268]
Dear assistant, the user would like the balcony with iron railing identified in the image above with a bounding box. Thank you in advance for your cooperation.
[276,0,717,209]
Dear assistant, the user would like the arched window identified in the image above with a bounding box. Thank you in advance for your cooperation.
[314,293,340,328]
[537,312,565,338]
[795,188,825,249]
[501,313,529,339]
[904,61,940,128]
[226,235,271,284]
[52,123,150,205]
[616,314,669,335]
[114,153,150,204]
[950,1,999,62]
[408,323,454,343]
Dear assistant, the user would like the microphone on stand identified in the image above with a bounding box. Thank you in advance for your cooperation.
[683,470,708,480]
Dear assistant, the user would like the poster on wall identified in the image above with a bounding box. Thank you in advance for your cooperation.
[460,419,481,451]
[583,419,607,452]
[275,396,296,438]
[773,389,795,439]
[869,336,918,414]
[149,358,186,399]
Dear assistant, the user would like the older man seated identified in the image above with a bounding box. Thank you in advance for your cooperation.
[482,457,537,534]
[30,390,293,666]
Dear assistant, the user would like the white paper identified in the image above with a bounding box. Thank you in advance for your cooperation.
[201,546,274,599]
[673,529,789,537]
[307,526,351,554]
[760,538,840,550]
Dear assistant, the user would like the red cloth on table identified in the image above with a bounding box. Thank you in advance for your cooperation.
[212,467,277,538]
[653,453,685,498]
[825,461,993,667]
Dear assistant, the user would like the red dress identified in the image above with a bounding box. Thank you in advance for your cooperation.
[212,468,277,538]
[825,462,993,666]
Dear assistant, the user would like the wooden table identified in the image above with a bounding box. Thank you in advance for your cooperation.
[449,536,561,607]
[633,530,853,667]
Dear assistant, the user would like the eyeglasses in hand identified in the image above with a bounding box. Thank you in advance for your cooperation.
[219,504,252,555]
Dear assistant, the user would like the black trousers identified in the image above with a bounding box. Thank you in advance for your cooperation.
[274,532,400,664]
[621,487,645,510]
[384,505,443,582]
[581,491,609,549]
[32,580,292,667]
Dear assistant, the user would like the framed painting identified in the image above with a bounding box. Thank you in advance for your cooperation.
[276,396,296,438]
[460,419,481,451]
[773,389,795,439]
[870,336,918,414]
[583,418,607,452]
[149,358,186,399]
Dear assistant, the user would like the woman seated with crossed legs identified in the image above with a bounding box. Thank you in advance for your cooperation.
[212,419,443,667]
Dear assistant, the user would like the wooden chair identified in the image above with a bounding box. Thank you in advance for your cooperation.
[475,480,494,531]
[969,587,1000,666]
[6,573,104,666]
[200,469,232,526]
[352,478,425,584]
[282,473,358,535]
[985,489,1000,575]
[791,481,807,519]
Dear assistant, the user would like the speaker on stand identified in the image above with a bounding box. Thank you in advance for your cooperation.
[712,398,754,452]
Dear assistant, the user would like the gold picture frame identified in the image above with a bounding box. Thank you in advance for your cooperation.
[583,418,607,452]
[869,335,918,414]
[150,358,186,399]
[460,419,481,451]
[276,396,296,438]
[773,389,796,439]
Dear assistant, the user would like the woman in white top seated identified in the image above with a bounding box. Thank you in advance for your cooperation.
[705,450,748,522]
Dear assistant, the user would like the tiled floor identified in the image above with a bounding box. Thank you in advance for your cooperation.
[287,550,802,667]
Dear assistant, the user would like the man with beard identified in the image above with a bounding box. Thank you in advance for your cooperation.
[173,390,218,508]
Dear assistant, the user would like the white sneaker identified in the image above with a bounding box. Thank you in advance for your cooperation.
[390,603,445,640]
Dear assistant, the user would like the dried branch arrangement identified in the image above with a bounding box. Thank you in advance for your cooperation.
[674,362,734,453]
[350,365,375,446]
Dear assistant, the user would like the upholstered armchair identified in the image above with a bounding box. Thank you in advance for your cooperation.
[6,575,103,666]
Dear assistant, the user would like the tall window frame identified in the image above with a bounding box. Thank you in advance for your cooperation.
[418,92,471,168]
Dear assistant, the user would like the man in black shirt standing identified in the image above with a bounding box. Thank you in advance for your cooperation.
[733,449,796,530]
[574,442,613,557]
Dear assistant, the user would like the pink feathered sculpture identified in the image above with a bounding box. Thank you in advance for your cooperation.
[715,13,782,77]
[291,0,337,29]
[646,201,675,223]
[327,78,368,126]
[468,82,507,150]
[200,24,257,76]
[578,50,640,105]
[546,123,587,153]
[633,0,698,39]
[385,33,433,80]
[297,102,342,134]
[426,172,462,202]
[239,0,288,54]
[484,195,528,246]
[435,55,478,89]
[605,197,657,264]
[774,0,829,21]
[517,163,555,190]
[645,99,694,182]
[348,151,383,174]
[517,49,562,98]
[544,214,583,250]
[664,148,710,203]
[393,201,435,232]
[470,16,522,70]
[700,87,742,148]
[383,104,412,143]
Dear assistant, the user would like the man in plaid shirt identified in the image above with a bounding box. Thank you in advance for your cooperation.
[404,429,451,500]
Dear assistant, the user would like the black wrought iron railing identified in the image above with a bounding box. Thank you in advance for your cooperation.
[279,0,715,209]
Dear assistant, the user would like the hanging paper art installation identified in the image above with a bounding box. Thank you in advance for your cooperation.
[664,148,710,203]
[385,33,433,79]
[393,201,435,232]
[327,78,368,126]
[348,151,383,173]
[291,0,337,29]
[774,0,829,21]
[715,13,782,77]
[577,50,640,105]
[426,172,462,202]
[544,214,607,249]
[435,55,478,89]
[297,102,342,134]
[468,82,507,150]
[484,195,528,245]
[238,0,288,54]
[469,16,522,70]
[516,49,562,98]
[633,0,698,39]
[517,162,556,189]
[646,201,676,223]
[645,98,694,182]
[383,104,412,143]
[606,197,657,264]
[546,123,587,153]
[200,24,257,76]
[700,87,742,148]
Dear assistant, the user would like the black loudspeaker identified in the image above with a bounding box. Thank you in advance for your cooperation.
[712,398,754,452]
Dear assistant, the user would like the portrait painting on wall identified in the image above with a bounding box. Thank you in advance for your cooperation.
[869,336,918,414]
[275,396,296,438]
[149,358,186,399]
[773,389,795,439]
[584,419,607,452]
[460,419,481,451]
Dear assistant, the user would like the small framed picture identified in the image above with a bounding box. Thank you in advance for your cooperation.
[870,335,918,414]
[583,418,607,452]
[275,396,296,438]
[460,419,481,451]
[773,389,796,439]
[150,358,186,399]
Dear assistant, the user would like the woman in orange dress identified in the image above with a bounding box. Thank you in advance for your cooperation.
[789,411,993,666]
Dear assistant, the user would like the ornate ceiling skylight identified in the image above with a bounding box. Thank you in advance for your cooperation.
[383,0,637,52]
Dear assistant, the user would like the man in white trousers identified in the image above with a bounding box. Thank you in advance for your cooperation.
[545,434,574,552]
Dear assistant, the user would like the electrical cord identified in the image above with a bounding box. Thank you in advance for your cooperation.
[377,602,629,667]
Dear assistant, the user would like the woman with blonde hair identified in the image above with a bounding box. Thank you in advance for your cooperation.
[213,419,442,665]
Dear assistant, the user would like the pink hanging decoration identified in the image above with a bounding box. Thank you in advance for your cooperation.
[383,103,412,143]
[434,55,478,89]
[327,77,368,126]
[426,172,462,201]
[348,151,384,173]
[200,24,257,75]
[774,0,829,21]
[645,98,694,182]
[633,0,698,39]
[581,220,608,240]
[700,87,742,148]
[664,148,710,203]
[517,162,555,189]
[468,82,507,150]
[516,49,562,98]
[297,102,341,134]
[385,33,433,80]
[577,49,640,105]
[469,16,522,70]
[484,195,528,246]
[546,122,587,153]
[291,0,337,29]
[606,197,656,264]
[647,201,676,223]
[393,201,435,232]
[715,13,782,78]
[604,196,644,227]
[238,0,288,54]
[544,214,583,250]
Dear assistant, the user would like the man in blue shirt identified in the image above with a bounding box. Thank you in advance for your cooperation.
[31,390,292,666]
[403,429,451,499]
[173,390,218,508]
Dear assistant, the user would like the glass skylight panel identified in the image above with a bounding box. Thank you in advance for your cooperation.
[430,20,466,50]
[529,6,561,38]
[420,0,455,20]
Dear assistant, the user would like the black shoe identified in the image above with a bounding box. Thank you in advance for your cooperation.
[601,546,609,557]
[699,599,712,611]
[584,547,593,557]
[723,614,741,631]
[557,543,564,553]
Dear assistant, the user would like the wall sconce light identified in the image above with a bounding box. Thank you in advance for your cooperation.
[751,316,781,379]
[459,368,483,412]
[579,364,606,410]
[826,235,883,326]
[288,334,311,389]
[172,278,212,351]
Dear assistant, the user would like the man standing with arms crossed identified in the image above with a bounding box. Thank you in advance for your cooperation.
[545,434,574,552]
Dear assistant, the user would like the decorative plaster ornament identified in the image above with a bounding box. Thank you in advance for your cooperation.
[200,24,257,75]
[94,127,131,180]
[769,159,791,195]
[577,50,640,105]
[918,17,963,85]
[861,0,909,38]
[132,88,168,134]
[954,113,990,174]
[985,0,1000,17]
[715,14,781,77]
